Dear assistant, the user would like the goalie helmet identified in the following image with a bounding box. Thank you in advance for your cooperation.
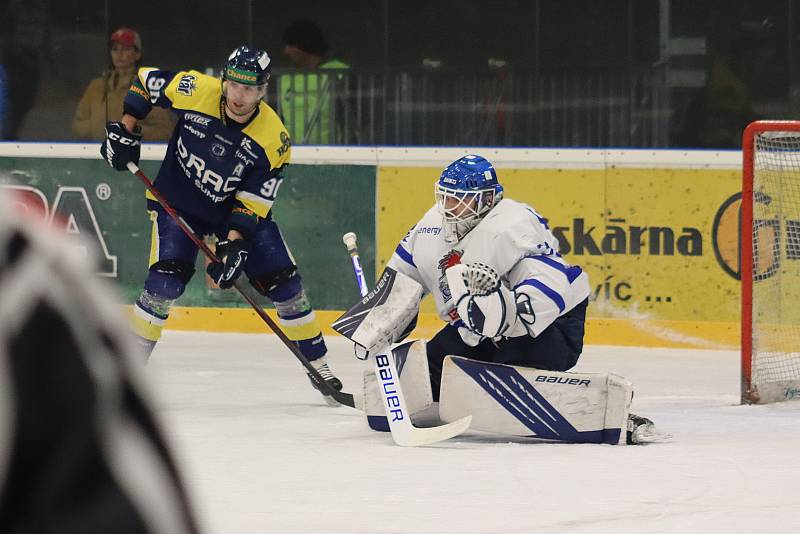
[223,45,271,86]
[435,155,504,243]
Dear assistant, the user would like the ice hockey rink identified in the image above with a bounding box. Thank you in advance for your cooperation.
[147,332,799,534]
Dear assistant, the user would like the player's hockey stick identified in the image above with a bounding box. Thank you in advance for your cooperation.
[126,162,357,409]
[341,232,471,446]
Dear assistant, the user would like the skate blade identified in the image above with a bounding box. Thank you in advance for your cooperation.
[633,427,673,444]
[321,394,342,407]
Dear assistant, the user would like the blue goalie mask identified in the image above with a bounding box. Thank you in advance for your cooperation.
[435,155,504,234]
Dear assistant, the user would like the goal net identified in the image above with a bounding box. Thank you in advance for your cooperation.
[741,121,800,404]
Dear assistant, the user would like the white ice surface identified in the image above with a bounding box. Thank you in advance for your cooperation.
[147,332,800,534]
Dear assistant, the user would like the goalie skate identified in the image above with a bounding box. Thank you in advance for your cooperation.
[626,413,671,444]
[308,356,343,407]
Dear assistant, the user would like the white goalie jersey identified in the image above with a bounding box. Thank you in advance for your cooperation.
[387,198,590,337]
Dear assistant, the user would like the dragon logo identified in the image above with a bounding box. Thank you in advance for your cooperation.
[438,248,463,302]
[438,249,463,275]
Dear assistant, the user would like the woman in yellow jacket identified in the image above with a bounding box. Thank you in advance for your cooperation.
[72,28,173,141]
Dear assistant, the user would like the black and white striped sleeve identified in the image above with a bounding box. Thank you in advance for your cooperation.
[0,199,200,533]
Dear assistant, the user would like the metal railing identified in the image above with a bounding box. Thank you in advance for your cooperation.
[268,67,670,148]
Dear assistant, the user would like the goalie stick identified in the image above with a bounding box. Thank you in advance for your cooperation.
[126,162,357,409]
[340,231,472,446]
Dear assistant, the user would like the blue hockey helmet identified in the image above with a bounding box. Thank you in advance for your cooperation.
[223,45,271,86]
[435,155,504,224]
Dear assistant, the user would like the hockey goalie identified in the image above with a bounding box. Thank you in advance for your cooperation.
[333,155,661,445]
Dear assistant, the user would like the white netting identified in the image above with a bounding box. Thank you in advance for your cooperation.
[462,262,500,295]
[749,129,800,401]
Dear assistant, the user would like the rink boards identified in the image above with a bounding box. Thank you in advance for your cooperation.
[0,143,748,349]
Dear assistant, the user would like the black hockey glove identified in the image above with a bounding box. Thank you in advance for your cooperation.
[206,239,250,289]
[100,121,142,171]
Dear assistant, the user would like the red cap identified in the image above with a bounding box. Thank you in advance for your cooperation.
[110,27,141,50]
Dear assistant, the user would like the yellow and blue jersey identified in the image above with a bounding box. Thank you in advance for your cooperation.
[124,68,291,237]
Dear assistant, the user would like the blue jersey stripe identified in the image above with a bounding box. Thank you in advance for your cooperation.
[515,278,565,312]
[525,255,582,283]
[394,244,415,267]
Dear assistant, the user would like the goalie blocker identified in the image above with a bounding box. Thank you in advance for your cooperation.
[364,342,633,445]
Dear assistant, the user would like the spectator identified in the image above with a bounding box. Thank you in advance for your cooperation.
[72,28,173,141]
[279,19,351,144]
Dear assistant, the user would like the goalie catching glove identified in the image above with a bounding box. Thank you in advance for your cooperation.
[100,121,142,171]
[447,262,535,339]
[206,239,250,289]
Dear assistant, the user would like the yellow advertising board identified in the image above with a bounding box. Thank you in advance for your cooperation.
[377,165,744,348]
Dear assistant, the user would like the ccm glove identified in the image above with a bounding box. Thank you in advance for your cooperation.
[206,239,250,289]
[100,121,142,171]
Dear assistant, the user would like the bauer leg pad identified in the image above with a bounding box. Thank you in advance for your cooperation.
[439,356,632,444]
[363,340,434,431]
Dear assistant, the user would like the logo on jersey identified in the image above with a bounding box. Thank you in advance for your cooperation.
[438,249,463,274]
[277,131,291,157]
[185,113,212,126]
[417,226,442,236]
[438,249,463,302]
[240,137,258,159]
[211,142,227,158]
[129,84,149,100]
[176,136,241,202]
[177,74,196,96]
[183,124,206,138]
[234,150,254,166]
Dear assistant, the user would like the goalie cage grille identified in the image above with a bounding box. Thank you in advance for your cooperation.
[742,121,800,404]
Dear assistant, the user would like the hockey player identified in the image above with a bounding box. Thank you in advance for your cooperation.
[390,155,589,392]
[351,154,656,443]
[99,45,342,400]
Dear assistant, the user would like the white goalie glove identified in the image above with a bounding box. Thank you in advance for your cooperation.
[446,262,519,339]
[332,267,424,357]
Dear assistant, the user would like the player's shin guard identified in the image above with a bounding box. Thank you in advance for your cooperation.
[363,340,434,431]
[274,290,342,401]
[131,290,173,358]
[274,290,327,360]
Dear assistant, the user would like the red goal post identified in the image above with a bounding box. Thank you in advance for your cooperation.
[741,120,800,404]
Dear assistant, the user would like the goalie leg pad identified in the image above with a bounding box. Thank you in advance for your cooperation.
[364,340,434,431]
[439,356,632,444]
